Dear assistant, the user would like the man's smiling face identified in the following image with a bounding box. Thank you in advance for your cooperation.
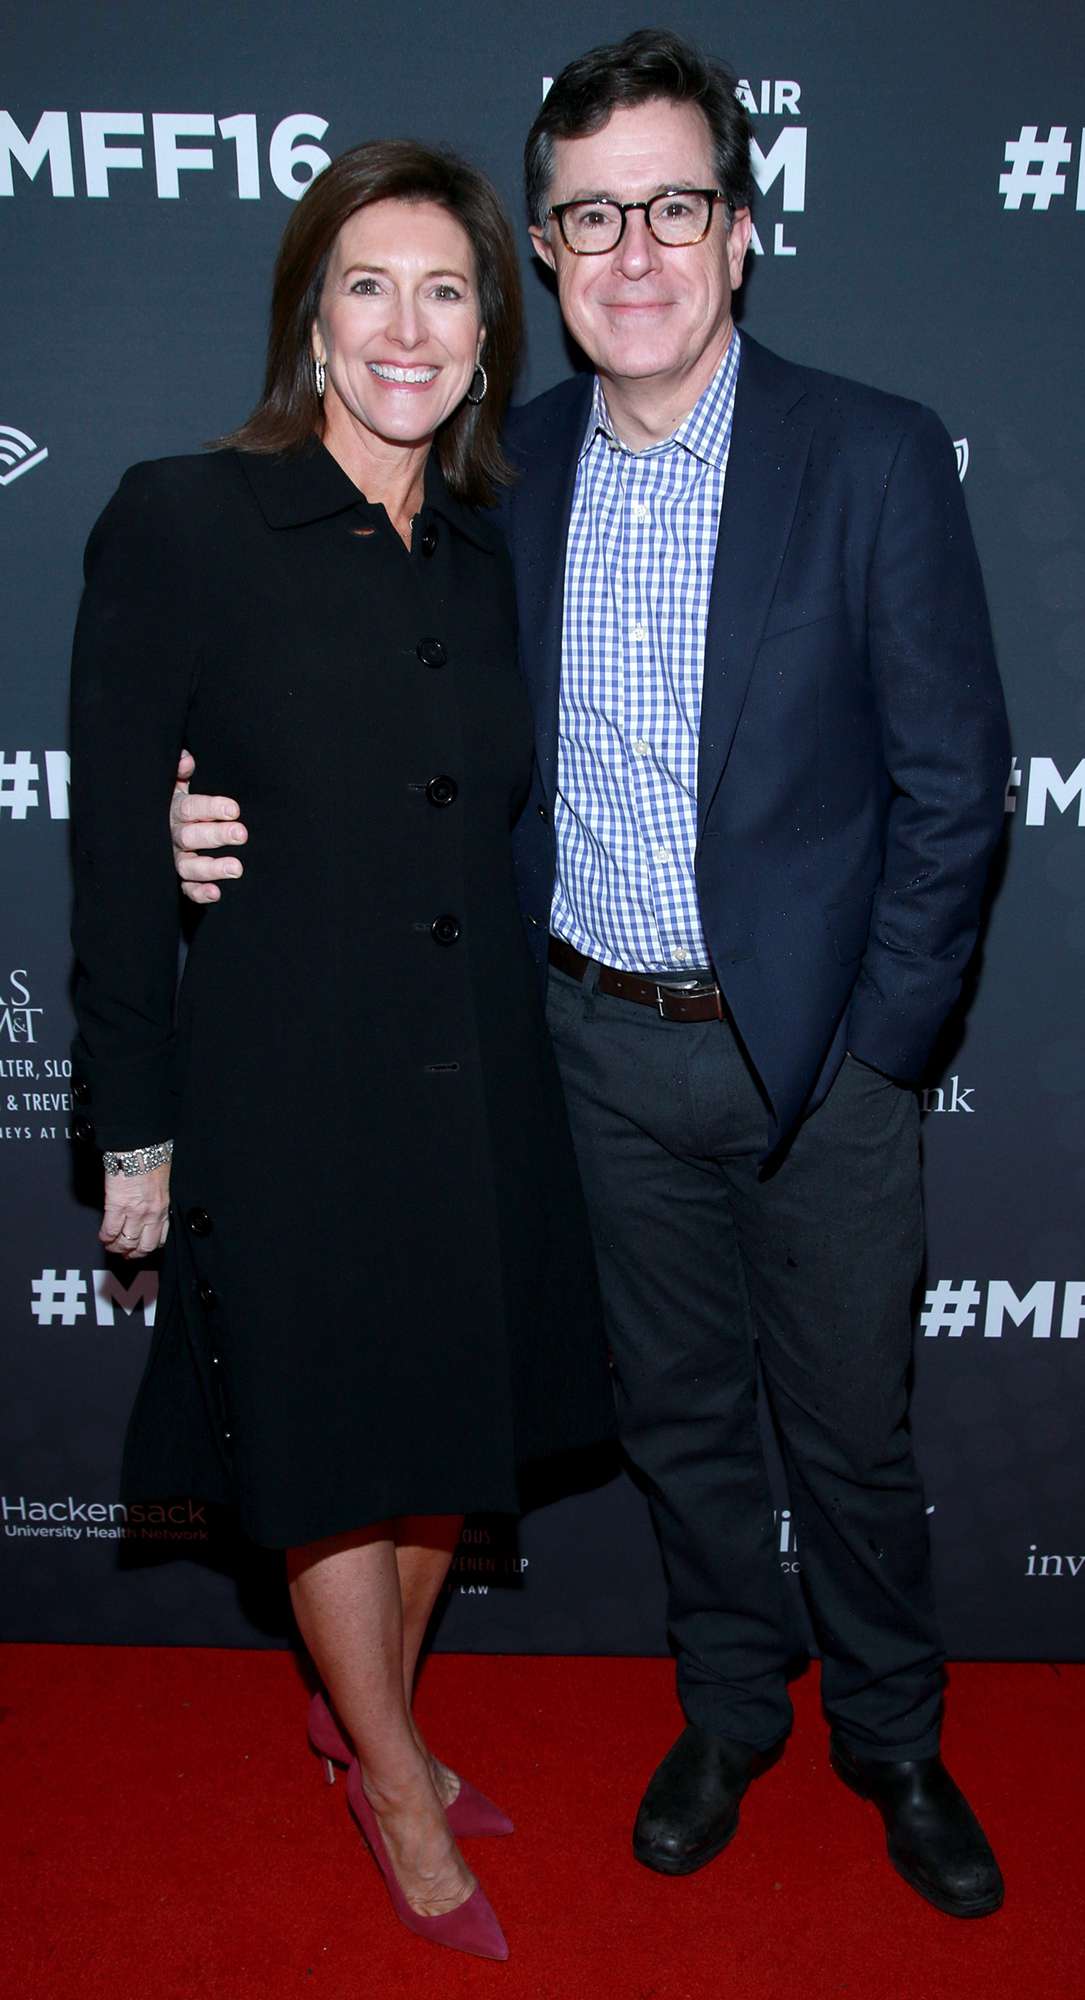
[530,97,751,398]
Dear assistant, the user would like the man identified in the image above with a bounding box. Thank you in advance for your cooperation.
[171,30,1009,1916]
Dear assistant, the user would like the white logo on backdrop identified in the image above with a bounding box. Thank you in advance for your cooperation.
[1005,757,1085,823]
[921,1280,1085,1340]
[0,424,48,486]
[0,751,68,819]
[954,438,969,481]
[1025,1546,1085,1579]
[921,1075,975,1114]
[999,126,1084,210]
[30,1268,158,1328]
[738,79,806,259]
[0,111,330,201]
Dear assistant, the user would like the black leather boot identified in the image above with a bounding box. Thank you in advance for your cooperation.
[830,1737,1004,1917]
[633,1723,784,1875]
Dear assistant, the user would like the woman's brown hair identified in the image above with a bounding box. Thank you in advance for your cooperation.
[221,140,523,507]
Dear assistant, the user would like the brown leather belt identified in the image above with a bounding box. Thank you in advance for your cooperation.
[548,935,729,1023]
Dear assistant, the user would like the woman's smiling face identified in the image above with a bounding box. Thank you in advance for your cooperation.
[312,198,484,455]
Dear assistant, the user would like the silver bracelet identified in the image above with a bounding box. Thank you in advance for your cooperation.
[102,1140,174,1177]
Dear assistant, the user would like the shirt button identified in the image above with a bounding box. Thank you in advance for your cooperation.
[630,622,647,641]
[187,1207,212,1237]
[632,502,650,522]
[431,914,461,946]
[632,739,649,758]
[673,949,692,965]
[425,775,458,808]
[419,526,438,557]
[416,638,447,668]
[655,845,673,865]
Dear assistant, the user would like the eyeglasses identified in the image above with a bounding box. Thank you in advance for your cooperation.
[547,188,728,255]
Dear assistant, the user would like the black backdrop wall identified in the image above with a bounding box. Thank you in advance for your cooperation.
[3,0,1083,1659]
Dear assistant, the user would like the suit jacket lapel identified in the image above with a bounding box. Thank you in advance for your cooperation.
[505,379,592,805]
[696,336,813,835]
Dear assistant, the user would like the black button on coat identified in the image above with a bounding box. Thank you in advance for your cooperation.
[69,445,614,1549]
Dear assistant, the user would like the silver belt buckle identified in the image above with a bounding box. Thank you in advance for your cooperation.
[655,977,702,1017]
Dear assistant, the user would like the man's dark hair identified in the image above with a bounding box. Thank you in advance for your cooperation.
[524,27,752,228]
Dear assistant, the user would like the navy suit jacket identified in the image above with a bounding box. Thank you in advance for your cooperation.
[500,334,1010,1149]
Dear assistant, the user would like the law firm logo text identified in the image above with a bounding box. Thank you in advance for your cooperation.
[0,970,44,1044]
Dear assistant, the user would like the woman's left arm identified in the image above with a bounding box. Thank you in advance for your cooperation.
[70,462,202,1238]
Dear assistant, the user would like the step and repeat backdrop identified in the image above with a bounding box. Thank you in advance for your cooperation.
[3,0,1083,1658]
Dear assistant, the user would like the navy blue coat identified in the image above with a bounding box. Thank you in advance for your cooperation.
[502,335,1010,1148]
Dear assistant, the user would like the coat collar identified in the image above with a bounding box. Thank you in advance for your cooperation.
[234,439,503,553]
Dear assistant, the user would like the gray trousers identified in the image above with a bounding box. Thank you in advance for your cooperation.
[546,961,945,1760]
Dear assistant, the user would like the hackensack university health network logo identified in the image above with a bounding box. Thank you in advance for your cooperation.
[2,1493,207,1543]
[0,424,47,485]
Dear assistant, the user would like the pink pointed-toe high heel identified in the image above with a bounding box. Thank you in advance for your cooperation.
[345,1759,509,1962]
[307,1690,514,1836]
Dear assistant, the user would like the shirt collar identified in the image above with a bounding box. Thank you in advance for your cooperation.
[579,327,742,467]
[235,438,502,553]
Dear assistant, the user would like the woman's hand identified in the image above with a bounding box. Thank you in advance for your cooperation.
[100,1161,172,1260]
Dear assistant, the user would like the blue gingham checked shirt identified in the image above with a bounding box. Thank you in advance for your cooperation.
[551,330,742,974]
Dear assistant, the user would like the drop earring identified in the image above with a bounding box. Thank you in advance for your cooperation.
[314,358,326,398]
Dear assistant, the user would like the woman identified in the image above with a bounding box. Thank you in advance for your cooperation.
[69,141,614,1964]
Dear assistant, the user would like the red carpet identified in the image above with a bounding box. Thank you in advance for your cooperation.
[2,1647,1082,2000]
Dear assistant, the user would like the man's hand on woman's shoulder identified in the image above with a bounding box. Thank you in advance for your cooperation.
[171,749,248,904]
